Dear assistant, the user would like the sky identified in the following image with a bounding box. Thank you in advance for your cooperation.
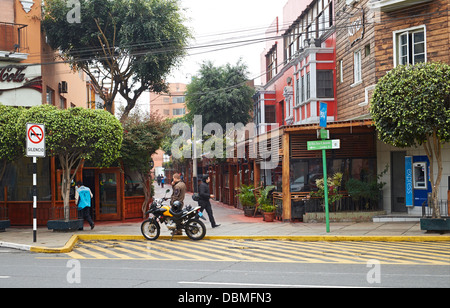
[166,0,287,85]
[118,0,287,113]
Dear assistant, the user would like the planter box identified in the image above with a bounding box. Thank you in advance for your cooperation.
[243,207,255,217]
[420,218,450,233]
[263,211,275,222]
[0,220,10,231]
[304,211,386,223]
[47,219,84,232]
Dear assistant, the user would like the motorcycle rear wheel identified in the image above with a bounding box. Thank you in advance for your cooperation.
[141,219,160,240]
[185,219,206,240]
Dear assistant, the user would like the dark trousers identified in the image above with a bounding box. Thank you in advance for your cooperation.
[200,201,217,227]
[78,207,94,228]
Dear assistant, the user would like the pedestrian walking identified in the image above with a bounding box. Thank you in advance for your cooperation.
[157,174,161,187]
[161,176,165,188]
[75,181,95,230]
[198,175,220,228]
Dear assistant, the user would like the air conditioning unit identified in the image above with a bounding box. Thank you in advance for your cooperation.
[59,81,68,93]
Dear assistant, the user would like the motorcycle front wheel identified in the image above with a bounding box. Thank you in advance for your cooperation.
[141,219,160,240]
[185,219,206,241]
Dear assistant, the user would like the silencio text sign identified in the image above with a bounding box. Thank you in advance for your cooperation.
[26,123,45,158]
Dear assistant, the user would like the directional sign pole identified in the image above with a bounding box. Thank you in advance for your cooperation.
[319,103,330,233]
[322,146,330,233]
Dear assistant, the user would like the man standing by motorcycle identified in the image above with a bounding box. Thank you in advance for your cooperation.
[198,174,220,228]
[170,173,187,235]
[170,173,186,210]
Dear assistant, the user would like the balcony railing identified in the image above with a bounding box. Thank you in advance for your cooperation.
[0,22,28,54]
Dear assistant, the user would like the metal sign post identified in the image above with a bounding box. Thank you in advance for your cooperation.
[26,123,45,243]
[307,103,340,233]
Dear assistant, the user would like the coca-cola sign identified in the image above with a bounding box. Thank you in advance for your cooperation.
[0,65,26,83]
[0,64,42,93]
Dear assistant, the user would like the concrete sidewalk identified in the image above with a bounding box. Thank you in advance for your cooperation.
[1,184,449,252]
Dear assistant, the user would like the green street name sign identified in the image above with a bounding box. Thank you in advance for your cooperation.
[307,139,340,151]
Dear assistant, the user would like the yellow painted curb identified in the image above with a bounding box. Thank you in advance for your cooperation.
[29,234,450,254]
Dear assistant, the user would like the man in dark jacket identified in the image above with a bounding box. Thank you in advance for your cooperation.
[170,173,186,209]
[198,175,220,228]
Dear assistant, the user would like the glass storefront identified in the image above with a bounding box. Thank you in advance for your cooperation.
[0,156,51,201]
[290,158,377,192]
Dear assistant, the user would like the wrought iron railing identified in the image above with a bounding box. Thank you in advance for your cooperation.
[0,22,28,53]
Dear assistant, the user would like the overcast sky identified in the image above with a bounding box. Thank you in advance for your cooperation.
[167,0,286,85]
[120,0,287,113]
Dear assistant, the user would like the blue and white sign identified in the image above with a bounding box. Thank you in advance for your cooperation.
[405,156,413,207]
[319,102,327,128]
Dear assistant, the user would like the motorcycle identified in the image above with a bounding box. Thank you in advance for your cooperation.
[141,189,206,241]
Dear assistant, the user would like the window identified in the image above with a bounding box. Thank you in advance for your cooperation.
[395,26,426,66]
[46,87,54,105]
[301,75,305,103]
[172,96,185,104]
[265,105,276,123]
[339,60,343,83]
[266,46,277,82]
[317,70,334,98]
[172,108,185,116]
[354,50,362,84]
[59,96,67,109]
[295,78,300,106]
[306,72,310,100]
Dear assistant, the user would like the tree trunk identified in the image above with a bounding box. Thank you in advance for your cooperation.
[59,154,84,222]
[423,131,442,219]
[62,168,71,222]
[139,171,152,218]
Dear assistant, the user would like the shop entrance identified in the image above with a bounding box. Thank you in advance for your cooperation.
[96,168,121,221]
[80,167,122,221]
[391,151,407,212]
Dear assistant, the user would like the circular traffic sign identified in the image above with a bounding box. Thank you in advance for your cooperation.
[28,125,44,144]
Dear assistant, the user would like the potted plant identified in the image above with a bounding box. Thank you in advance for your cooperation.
[237,184,257,216]
[258,186,276,222]
[311,172,343,210]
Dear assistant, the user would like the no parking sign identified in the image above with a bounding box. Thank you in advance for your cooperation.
[26,123,45,157]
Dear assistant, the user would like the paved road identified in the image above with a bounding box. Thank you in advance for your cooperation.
[1,240,449,289]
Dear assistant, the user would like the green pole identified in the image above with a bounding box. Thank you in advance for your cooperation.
[322,148,330,233]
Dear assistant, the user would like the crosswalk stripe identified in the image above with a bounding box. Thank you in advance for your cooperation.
[120,241,184,260]
[150,240,223,261]
[170,240,238,262]
[64,240,450,265]
[291,241,413,264]
[250,240,364,264]
[74,247,109,259]
[332,241,450,265]
[208,239,299,263]
[82,243,133,260]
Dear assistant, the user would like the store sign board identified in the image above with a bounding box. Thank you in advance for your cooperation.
[307,140,340,151]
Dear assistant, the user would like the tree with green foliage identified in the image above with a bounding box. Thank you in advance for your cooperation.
[185,60,255,129]
[0,105,24,183]
[121,112,170,216]
[370,62,450,218]
[17,105,123,221]
[42,0,191,121]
